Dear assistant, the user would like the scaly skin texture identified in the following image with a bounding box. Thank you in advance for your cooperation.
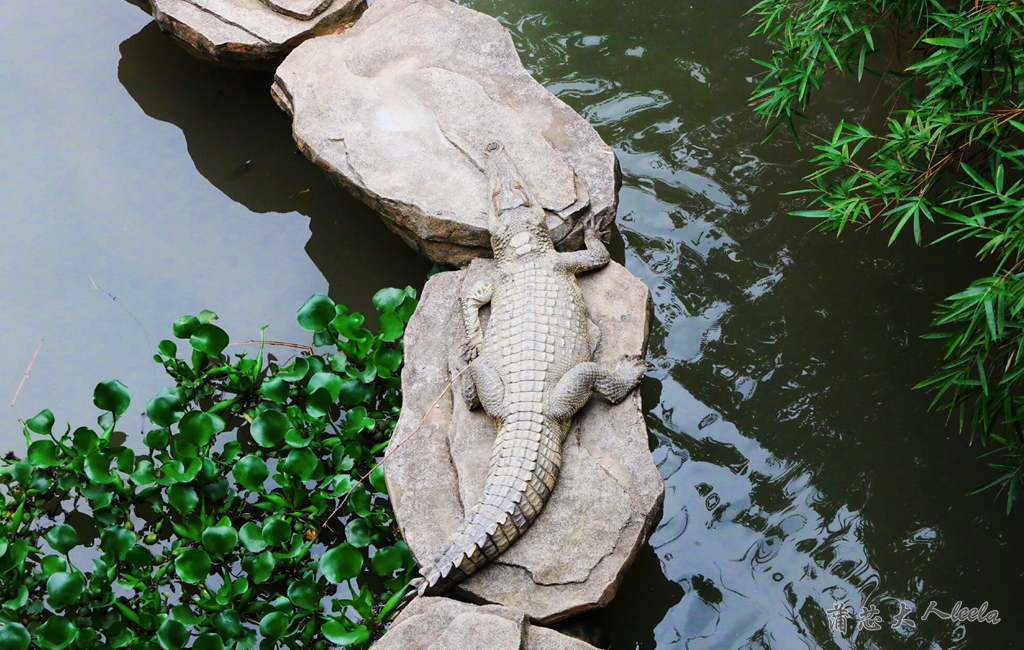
[411,142,650,597]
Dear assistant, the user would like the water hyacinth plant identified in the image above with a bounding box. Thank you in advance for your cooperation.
[750,0,1024,511]
[0,287,419,649]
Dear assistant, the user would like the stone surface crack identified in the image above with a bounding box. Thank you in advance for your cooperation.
[179,0,273,43]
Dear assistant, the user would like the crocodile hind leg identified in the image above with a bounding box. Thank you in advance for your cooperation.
[462,358,507,416]
[547,356,651,420]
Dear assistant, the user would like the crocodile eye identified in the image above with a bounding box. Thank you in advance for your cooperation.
[493,189,501,197]
[513,182,522,190]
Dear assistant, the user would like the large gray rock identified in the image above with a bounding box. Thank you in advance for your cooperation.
[381,597,597,650]
[149,0,365,64]
[271,0,619,265]
[384,260,662,623]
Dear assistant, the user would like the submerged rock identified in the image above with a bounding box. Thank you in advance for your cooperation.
[380,597,599,649]
[272,0,619,265]
[149,0,365,64]
[384,260,663,623]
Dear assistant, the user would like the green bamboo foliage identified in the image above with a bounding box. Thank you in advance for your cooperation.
[0,288,419,649]
[750,0,1024,510]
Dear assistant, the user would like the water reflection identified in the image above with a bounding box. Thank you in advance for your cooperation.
[116,22,432,317]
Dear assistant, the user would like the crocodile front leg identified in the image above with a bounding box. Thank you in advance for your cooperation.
[555,225,610,274]
[547,356,651,420]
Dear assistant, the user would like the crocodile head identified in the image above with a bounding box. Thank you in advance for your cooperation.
[483,141,553,262]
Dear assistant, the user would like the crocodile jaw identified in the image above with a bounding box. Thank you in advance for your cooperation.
[483,141,553,262]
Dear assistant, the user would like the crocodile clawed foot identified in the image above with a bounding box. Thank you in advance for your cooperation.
[617,355,653,386]
[582,213,610,243]
[461,338,481,363]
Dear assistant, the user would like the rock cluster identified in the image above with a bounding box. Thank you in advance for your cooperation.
[378,597,599,650]
[149,0,365,63]
[135,0,664,640]
[271,0,619,265]
[383,259,663,623]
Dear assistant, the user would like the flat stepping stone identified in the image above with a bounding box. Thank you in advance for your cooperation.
[272,0,619,265]
[378,597,599,649]
[384,259,663,623]
[149,0,365,63]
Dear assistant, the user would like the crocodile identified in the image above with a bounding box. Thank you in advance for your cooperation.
[410,141,650,597]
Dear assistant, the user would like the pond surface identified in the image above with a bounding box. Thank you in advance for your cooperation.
[2,0,1022,647]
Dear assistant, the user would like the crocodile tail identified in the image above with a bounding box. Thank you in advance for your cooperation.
[414,426,563,596]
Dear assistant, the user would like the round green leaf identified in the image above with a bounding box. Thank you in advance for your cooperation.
[332,307,365,340]
[305,387,333,418]
[41,555,67,576]
[147,392,184,427]
[84,452,115,484]
[26,409,55,436]
[0,623,30,650]
[100,527,136,561]
[238,522,267,553]
[344,519,372,549]
[192,633,225,650]
[249,550,275,584]
[26,439,58,470]
[286,579,320,610]
[283,448,317,482]
[144,428,171,449]
[338,380,368,409]
[379,310,404,342]
[259,612,289,641]
[178,411,217,446]
[371,546,404,576]
[397,295,418,322]
[308,372,343,402]
[259,377,290,404]
[173,315,200,339]
[169,604,203,625]
[262,518,291,547]
[372,346,402,373]
[202,526,238,555]
[94,379,131,416]
[212,611,242,639]
[320,543,362,583]
[250,410,288,448]
[167,484,199,515]
[45,524,78,554]
[157,339,178,358]
[156,619,189,650]
[175,548,211,583]
[297,294,336,331]
[38,617,77,650]
[321,621,369,646]
[372,288,406,313]
[277,357,309,382]
[190,323,229,357]
[46,571,84,609]
[233,455,268,492]
[125,545,154,568]
[369,465,388,495]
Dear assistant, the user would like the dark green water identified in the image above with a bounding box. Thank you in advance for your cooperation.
[2,0,1022,647]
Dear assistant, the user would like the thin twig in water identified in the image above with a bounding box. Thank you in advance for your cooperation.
[319,365,469,536]
[229,340,314,356]
[11,341,43,407]
[86,274,152,352]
